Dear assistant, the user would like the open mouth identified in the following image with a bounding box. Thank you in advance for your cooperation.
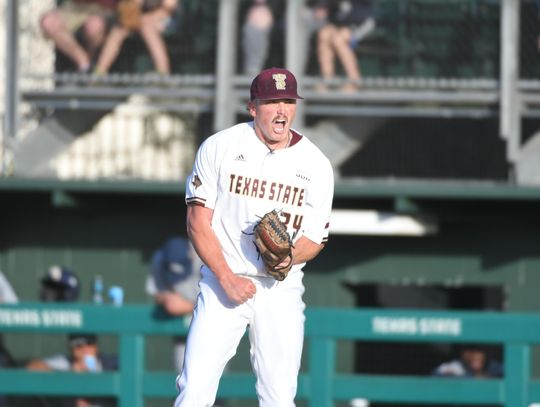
[273,119,287,134]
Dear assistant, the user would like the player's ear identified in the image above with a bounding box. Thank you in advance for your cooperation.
[246,100,256,118]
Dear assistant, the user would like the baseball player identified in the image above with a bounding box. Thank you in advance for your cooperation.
[174,67,334,406]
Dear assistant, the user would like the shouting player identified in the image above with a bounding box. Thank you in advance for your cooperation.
[175,67,334,406]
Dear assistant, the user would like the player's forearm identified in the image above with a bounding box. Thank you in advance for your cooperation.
[155,292,194,316]
[186,205,235,280]
[163,301,193,316]
[191,230,235,282]
[26,360,52,371]
[291,236,324,265]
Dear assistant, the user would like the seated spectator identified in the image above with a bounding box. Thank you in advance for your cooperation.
[94,0,178,76]
[40,265,80,302]
[27,333,118,407]
[315,0,375,92]
[26,333,117,373]
[241,0,275,76]
[40,0,116,73]
[301,1,331,72]
[146,237,201,373]
[432,345,503,378]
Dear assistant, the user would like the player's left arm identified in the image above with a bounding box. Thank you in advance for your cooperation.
[295,153,334,263]
[291,236,324,265]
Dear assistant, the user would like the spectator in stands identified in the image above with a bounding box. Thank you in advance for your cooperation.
[315,0,375,92]
[146,238,226,405]
[241,0,275,76]
[30,268,118,406]
[40,265,81,302]
[301,0,331,72]
[27,333,118,407]
[93,0,178,76]
[432,344,503,378]
[40,0,116,73]
[241,0,329,76]
[0,271,18,407]
[146,236,201,373]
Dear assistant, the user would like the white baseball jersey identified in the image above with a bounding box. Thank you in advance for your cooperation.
[185,121,334,278]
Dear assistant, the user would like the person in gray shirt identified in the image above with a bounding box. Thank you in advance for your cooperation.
[27,333,118,407]
[146,237,202,372]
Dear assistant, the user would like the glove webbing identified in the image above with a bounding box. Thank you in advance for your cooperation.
[267,216,292,246]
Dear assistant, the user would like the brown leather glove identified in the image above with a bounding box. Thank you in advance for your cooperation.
[253,210,293,281]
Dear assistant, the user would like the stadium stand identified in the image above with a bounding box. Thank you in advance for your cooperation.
[6,0,540,181]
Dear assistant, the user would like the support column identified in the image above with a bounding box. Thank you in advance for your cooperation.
[504,344,530,407]
[118,334,145,407]
[214,0,240,133]
[285,0,306,130]
[2,0,19,175]
[499,0,521,165]
[285,0,309,131]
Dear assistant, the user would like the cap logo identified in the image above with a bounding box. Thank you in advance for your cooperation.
[249,68,303,100]
[272,73,287,90]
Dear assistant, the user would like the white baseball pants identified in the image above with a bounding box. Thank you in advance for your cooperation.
[174,270,305,407]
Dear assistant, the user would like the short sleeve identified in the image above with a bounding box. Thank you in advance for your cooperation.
[42,354,71,371]
[300,158,334,244]
[185,137,220,209]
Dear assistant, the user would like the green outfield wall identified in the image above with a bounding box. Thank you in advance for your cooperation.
[1,179,540,406]
[1,303,540,407]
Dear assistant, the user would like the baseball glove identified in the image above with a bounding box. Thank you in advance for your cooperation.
[117,0,142,30]
[253,210,293,281]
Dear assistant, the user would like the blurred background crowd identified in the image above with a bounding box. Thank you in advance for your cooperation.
[1,0,540,184]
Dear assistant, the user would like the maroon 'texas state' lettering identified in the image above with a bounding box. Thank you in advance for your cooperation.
[229,173,304,207]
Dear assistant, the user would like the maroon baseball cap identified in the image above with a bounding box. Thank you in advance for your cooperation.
[250,67,304,101]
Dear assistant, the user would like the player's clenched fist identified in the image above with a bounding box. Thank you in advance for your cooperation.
[218,273,256,305]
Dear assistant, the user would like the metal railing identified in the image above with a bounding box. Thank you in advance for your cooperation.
[1,303,540,406]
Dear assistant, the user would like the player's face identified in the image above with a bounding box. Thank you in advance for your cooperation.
[249,99,297,148]
[72,343,98,360]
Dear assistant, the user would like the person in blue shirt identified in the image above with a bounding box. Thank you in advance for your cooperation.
[432,344,503,378]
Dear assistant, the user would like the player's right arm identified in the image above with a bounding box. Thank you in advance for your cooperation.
[187,204,256,305]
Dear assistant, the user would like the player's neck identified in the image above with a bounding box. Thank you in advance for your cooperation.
[258,131,291,153]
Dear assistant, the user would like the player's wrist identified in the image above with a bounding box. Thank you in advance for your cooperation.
[213,267,236,283]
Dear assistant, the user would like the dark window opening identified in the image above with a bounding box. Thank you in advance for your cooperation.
[345,283,504,407]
